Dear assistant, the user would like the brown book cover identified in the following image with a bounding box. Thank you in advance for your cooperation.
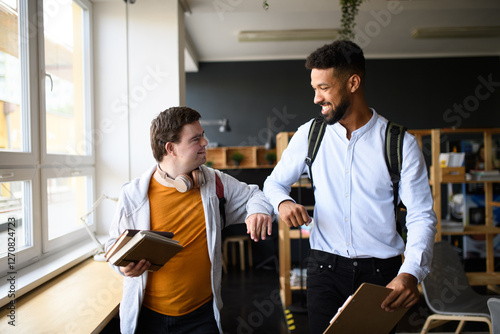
[105,229,175,260]
[323,283,409,334]
[106,230,182,271]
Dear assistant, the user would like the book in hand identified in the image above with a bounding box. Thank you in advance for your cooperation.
[106,229,183,271]
[323,283,409,334]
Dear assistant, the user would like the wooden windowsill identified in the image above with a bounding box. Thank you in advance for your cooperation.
[0,257,123,333]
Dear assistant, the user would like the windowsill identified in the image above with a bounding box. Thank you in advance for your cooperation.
[0,234,109,308]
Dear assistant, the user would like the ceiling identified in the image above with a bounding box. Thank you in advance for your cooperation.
[182,0,500,71]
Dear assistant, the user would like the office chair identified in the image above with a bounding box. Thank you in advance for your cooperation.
[420,241,495,334]
[488,298,500,334]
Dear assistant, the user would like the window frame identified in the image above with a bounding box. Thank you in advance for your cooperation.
[0,168,42,278]
[0,0,38,165]
[41,167,95,254]
[0,0,95,272]
[39,0,95,167]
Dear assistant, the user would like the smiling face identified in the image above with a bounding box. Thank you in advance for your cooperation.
[311,67,351,125]
[169,121,208,171]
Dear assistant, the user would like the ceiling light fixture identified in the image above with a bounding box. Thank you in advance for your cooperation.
[412,26,500,39]
[238,29,339,42]
[200,119,231,132]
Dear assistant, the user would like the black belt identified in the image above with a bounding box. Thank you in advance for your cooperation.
[308,249,402,270]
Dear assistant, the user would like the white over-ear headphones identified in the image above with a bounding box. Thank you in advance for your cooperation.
[156,164,205,193]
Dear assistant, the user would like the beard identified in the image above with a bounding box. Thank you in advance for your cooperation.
[321,97,350,125]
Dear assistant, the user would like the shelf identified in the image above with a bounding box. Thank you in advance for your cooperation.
[429,128,500,284]
[292,179,312,188]
[290,285,307,291]
[467,272,500,286]
[442,225,500,236]
[289,229,310,239]
[205,146,276,169]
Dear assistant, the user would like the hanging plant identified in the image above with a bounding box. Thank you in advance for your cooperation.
[339,0,364,40]
[261,0,365,41]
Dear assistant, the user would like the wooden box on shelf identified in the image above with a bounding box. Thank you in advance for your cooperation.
[256,148,277,167]
[206,146,275,169]
[226,147,257,168]
[431,166,466,183]
[205,147,226,169]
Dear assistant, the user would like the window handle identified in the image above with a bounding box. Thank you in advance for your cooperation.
[45,72,53,92]
[0,172,15,179]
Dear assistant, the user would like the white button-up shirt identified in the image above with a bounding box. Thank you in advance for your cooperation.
[264,110,437,282]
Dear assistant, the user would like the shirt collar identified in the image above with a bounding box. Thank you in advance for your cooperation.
[332,108,378,140]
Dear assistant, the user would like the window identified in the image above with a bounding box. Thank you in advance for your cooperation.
[0,0,94,275]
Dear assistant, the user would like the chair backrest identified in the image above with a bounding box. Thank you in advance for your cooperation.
[488,298,500,334]
[422,241,490,316]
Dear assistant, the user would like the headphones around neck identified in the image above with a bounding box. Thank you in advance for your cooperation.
[156,165,205,193]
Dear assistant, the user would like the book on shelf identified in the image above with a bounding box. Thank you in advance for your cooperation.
[323,283,409,334]
[105,229,183,271]
[468,169,500,181]
[439,152,465,168]
[440,220,465,233]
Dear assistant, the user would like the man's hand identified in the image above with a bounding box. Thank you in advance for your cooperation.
[119,259,151,277]
[245,213,272,242]
[278,200,312,228]
[381,273,419,312]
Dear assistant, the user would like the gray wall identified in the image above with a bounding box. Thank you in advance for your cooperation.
[186,56,500,147]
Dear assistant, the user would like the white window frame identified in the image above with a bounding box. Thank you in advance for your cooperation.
[39,0,95,167]
[0,0,38,166]
[0,169,42,278]
[41,167,95,253]
[0,0,95,273]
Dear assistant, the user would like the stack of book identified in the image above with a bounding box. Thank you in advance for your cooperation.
[468,170,500,181]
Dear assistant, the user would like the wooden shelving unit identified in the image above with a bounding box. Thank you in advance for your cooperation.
[276,132,313,307]
[275,128,500,307]
[427,128,500,287]
[205,146,276,169]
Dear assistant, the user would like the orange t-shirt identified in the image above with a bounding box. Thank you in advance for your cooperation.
[142,177,212,316]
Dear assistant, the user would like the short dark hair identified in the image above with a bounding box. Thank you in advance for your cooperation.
[150,106,201,162]
[305,40,365,82]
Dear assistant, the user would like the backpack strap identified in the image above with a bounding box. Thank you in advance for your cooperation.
[384,121,407,234]
[215,173,227,229]
[306,117,327,187]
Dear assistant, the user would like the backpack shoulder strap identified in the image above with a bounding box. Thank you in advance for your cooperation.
[305,117,327,186]
[384,121,407,229]
[215,173,227,229]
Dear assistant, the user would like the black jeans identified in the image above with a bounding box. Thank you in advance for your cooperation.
[136,300,219,334]
[306,249,402,334]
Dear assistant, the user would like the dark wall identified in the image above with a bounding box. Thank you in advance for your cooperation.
[186,56,500,146]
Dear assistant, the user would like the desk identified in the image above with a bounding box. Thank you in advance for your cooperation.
[0,258,122,333]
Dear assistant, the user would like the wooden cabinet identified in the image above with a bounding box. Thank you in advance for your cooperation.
[205,146,276,169]
[275,128,500,307]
